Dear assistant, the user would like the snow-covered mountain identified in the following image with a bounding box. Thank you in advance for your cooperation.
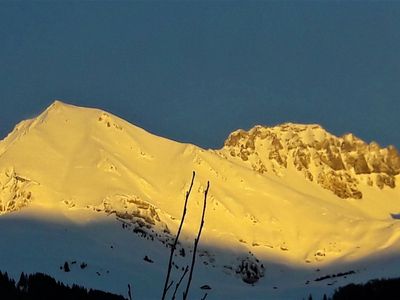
[223,124,399,199]
[1,101,400,299]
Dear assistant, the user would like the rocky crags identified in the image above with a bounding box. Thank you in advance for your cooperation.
[0,168,33,214]
[222,123,400,199]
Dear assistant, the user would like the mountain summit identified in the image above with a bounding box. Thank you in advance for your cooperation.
[1,101,400,299]
[222,123,400,199]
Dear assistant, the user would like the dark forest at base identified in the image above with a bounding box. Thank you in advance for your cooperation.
[307,277,400,300]
[331,277,400,300]
[2,268,400,300]
[0,270,127,300]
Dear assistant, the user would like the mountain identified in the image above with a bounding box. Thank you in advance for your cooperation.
[224,124,399,198]
[1,101,400,299]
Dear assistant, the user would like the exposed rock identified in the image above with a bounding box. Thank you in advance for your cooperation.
[221,123,400,199]
[63,262,70,272]
[200,285,211,290]
[235,254,265,284]
[0,168,33,214]
[317,171,362,199]
[376,174,396,189]
[98,194,161,227]
[143,255,153,263]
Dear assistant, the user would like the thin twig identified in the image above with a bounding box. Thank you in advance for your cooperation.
[171,266,189,300]
[161,171,196,300]
[128,284,132,300]
[201,293,208,300]
[166,280,174,293]
[183,181,209,300]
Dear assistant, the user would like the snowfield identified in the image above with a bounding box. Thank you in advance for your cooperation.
[1,101,400,299]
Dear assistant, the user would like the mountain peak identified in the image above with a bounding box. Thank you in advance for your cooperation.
[0,101,190,213]
[41,100,78,116]
[48,99,68,108]
[0,101,96,147]
[222,123,400,199]
[225,123,332,149]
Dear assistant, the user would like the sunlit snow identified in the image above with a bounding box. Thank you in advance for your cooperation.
[1,101,399,299]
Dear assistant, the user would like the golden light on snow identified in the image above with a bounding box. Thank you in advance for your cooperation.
[0,100,399,268]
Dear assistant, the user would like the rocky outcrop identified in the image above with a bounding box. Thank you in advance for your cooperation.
[0,168,33,214]
[91,194,162,229]
[235,253,265,284]
[222,123,400,199]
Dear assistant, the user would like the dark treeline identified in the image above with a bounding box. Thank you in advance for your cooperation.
[0,270,127,300]
[307,277,400,300]
[331,277,400,300]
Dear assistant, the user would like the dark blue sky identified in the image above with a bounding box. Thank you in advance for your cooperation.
[1,1,399,149]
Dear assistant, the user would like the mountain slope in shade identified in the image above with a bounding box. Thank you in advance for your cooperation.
[1,101,400,299]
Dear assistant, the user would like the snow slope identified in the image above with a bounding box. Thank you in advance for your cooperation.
[1,101,400,299]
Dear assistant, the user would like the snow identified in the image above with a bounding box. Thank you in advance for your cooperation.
[1,100,400,299]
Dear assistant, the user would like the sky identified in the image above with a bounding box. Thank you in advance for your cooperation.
[0,1,399,150]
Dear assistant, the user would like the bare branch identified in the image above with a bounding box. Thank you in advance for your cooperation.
[171,266,189,300]
[128,284,132,300]
[201,293,208,300]
[183,181,209,300]
[166,280,174,293]
[161,171,196,300]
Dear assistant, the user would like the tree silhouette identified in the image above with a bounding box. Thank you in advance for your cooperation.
[161,171,210,300]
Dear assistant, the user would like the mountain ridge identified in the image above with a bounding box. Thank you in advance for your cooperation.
[221,123,400,199]
[1,100,400,264]
[1,101,400,299]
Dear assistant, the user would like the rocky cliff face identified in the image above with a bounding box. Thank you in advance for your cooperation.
[222,123,400,199]
[0,168,33,214]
